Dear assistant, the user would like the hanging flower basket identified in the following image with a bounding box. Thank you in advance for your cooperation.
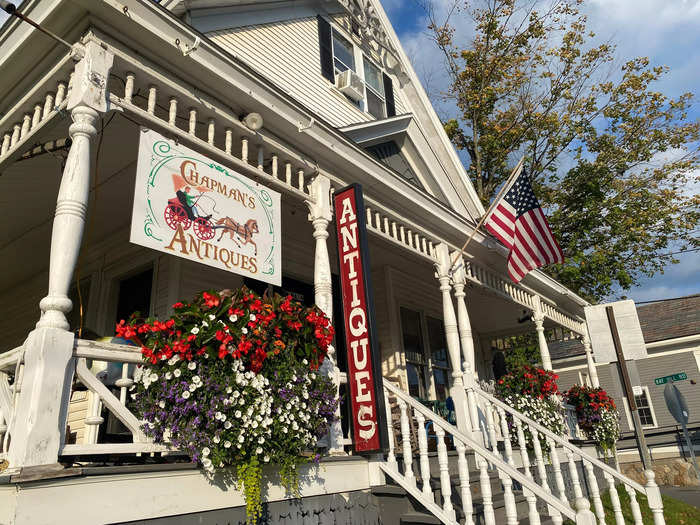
[116,287,339,523]
[495,365,566,450]
[565,385,620,456]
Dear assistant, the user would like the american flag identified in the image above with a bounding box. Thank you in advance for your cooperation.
[484,170,564,283]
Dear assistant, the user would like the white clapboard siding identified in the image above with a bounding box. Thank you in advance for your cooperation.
[208,17,407,128]
[66,390,89,445]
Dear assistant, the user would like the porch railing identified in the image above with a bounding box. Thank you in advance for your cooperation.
[472,387,665,525]
[0,346,24,460]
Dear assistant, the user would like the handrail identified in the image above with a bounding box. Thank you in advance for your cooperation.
[74,338,143,363]
[0,346,23,371]
[383,379,576,519]
[473,386,646,493]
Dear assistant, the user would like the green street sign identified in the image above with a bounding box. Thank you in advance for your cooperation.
[654,372,687,385]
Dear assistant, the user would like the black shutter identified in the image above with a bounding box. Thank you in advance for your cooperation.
[383,73,396,117]
[317,16,334,82]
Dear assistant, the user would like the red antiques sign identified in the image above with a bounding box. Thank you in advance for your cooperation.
[334,184,388,454]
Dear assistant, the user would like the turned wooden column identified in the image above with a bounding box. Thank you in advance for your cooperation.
[7,42,113,470]
[532,295,553,371]
[306,174,344,454]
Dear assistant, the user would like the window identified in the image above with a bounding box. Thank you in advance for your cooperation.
[427,316,451,401]
[635,388,657,427]
[332,30,355,74]
[401,307,427,398]
[623,386,658,429]
[115,267,153,325]
[363,57,386,119]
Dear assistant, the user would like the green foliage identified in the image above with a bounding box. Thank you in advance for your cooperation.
[427,0,700,300]
[500,333,540,371]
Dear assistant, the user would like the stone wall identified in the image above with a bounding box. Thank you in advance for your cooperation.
[621,458,700,487]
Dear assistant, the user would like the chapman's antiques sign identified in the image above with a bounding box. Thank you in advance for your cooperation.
[131,129,282,286]
[334,184,388,454]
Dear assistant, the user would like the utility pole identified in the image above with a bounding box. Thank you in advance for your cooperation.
[606,306,652,469]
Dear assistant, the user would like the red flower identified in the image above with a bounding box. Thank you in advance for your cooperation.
[202,292,220,309]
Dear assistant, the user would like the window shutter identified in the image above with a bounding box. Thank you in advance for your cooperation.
[383,73,396,117]
[317,16,334,82]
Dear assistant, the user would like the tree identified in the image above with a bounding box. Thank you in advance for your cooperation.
[425,0,700,301]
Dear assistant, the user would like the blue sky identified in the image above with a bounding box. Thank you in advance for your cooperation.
[381,0,700,303]
[1,2,697,303]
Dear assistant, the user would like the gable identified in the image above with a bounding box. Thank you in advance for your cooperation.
[168,0,484,221]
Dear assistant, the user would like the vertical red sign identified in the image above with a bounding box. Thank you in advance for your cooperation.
[334,184,388,454]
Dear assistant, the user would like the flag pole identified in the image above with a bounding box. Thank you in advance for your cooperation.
[449,157,525,272]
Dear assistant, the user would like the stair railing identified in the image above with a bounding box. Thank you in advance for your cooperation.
[473,387,665,525]
[382,380,587,525]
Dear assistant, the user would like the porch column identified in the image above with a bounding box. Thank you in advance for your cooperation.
[532,295,553,371]
[8,42,113,470]
[435,244,471,435]
[451,252,479,434]
[582,331,600,388]
[306,174,344,454]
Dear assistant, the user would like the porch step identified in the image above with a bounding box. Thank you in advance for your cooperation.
[399,512,443,525]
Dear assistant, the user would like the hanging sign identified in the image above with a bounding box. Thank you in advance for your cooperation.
[131,129,281,286]
[334,184,388,454]
[584,300,647,363]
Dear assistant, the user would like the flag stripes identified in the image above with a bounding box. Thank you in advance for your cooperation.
[484,171,563,283]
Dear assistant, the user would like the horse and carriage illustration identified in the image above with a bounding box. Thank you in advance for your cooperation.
[163,160,259,254]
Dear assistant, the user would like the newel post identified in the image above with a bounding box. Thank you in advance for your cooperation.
[451,252,479,435]
[532,295,553,371]
[435,244,471,435]
[7,42,113,470]
[306,174,344,454]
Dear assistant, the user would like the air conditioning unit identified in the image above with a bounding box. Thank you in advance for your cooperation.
[335,69,364,102]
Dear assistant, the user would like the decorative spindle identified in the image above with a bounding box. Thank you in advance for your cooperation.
[20,114,31,139]
[1,133,10,156]
[604,472,625,525]
[43,92,55,119]
[456,441,474,525]
[168,97,178,126]
[584,461,606,525]
[414,411,432,497]
[496,408,518,525]
[207,119,215,146]
[241,137,249,162]
[10,124,20,147]
[515,418,540,525]
[547,438,567,501]
[271,154,278,178]
[147,85,157,115]
[297,169,304,190]
[383,390,398,470]
[188,108,196,135]
[55,81,67,106]
[115,363,134,405]
[397,399,415,484]
[644,470,666,525]
[257,145,264,170]
[124,72,135,104]
[435,425,455,519]
[477,454,495,525]
[284,162,292,185]
[225,129,232,155]
[566,450,584,500]
[32,104,42,129]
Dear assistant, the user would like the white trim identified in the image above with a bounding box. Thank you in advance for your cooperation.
[647,333,700,349]
[621,386,658,430]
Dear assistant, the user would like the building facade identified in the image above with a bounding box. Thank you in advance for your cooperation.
[0,1,665,524]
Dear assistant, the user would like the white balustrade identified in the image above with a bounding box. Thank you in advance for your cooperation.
[414,411,432,498]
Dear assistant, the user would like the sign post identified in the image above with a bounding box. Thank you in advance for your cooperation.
[605,306,653,470]
[334,184,388,454]
[663,383,700,478]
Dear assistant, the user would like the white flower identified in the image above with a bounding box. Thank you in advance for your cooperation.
[202,447,211,456]
[226,386,232,394]
[215,412,222,420]
[235,410,242,418]
[208,314,215,320]
[250,314,256,321]
[264,455,270,462]
[202,321,209,328]
[165,372,172,380]
[174,369,181,377]
[213,436,221,444]
[202,458,212,469]
[158,401,165,408]
[188,362,196,370]
[302,359,308,365]
[258,437,265,444]
[252,421,258,429]
[233,390,240,398]
[282,427,288,433]
[241,327,248,335]
[238,435,245,443]
[182,391,190,399]
[224,441,231,448]
[256,447,263,454]
[190,326,200,335]
[150,373,158,382]
[189,384,196,392]
[229,314,238,322]
[224,421,232,429]
[192,375,201,384]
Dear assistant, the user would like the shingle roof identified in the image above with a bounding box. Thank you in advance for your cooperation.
[550,294,700,361]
